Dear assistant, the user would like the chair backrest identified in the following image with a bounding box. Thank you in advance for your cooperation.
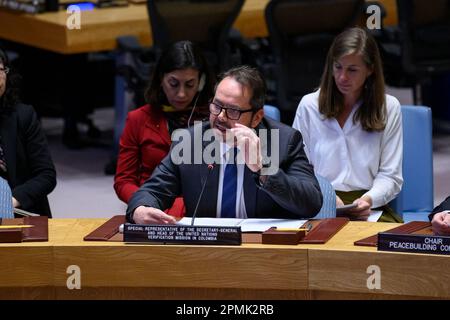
[391,105,434,220]
[262,105,333,218]
[147,0,244,71]
[265,0,365,123]
[0,177,14,219]
[263,104,281,121]
[396,0,450,74]
[313,174,337,219]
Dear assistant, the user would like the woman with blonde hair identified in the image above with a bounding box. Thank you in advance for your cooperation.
[293,27,403,222]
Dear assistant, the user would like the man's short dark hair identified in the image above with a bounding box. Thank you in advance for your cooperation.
[219,65,266,109]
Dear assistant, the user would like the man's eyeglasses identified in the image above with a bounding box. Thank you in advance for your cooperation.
[209,101,258,120]
[0,67,9,75]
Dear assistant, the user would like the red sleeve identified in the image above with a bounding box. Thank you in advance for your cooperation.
[114,112,141,203]
[165,197,186,218]
[114,106,184,216]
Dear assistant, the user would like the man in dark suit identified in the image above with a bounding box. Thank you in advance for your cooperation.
[127,66,322,224]
[430,197,450,235]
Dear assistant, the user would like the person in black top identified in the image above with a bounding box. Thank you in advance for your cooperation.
[0,47,56,217]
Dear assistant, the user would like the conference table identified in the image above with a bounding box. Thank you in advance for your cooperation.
[1,219,449,300]
[0,0,398,54]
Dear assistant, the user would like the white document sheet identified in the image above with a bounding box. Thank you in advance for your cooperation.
[238,219,307,232]
[178,218,243,227]
[367,210,383,222]
[178,218,307,233]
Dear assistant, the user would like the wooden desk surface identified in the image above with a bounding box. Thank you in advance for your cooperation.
[0,0,396,54]
[0,0,269,54]
[0,218,309,299]
[1,218,449,299]
[306,222,450,299]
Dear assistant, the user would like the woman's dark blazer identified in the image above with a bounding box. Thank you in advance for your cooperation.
[0,103,56,217]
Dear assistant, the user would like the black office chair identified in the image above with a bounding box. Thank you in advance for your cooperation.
[265,0,365,124]
[118,0,245,104]
[148,0,244,72]
[376,0,450,104]
[105,0,245,174]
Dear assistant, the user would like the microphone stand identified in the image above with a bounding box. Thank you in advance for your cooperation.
[191,164,215,226]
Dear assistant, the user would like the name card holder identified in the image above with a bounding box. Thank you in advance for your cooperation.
[262,227,306,245]
[0,216,48,243]
[378,232,450,255]
[123,223,242,245]
[355,221,431,247]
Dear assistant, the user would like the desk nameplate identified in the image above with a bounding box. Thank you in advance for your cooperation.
[378,232,450,255]
[123,223,242,245]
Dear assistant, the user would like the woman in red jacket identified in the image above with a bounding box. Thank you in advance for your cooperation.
[114,41,215,217]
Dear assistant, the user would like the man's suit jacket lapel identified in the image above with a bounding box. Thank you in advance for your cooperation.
[243,118,271,218]
[0,113,17,185]
[243,167,257,218]
[198,160,219,217]
[197,129,220,217]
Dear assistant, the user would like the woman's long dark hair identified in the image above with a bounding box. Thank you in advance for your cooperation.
[0,47,21,114]
[144,40,215,110]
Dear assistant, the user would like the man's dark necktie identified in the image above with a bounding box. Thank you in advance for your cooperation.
[221,148,238,218]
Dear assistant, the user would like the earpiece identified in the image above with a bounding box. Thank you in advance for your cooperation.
[188,72,205,129]
[198,73,205,92]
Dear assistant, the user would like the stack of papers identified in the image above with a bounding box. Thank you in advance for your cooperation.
[177,218,307,233]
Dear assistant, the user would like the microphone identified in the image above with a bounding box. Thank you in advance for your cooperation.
[191,164,215,226]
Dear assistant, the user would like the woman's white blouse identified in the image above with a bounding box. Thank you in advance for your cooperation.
[292,90,403,208]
